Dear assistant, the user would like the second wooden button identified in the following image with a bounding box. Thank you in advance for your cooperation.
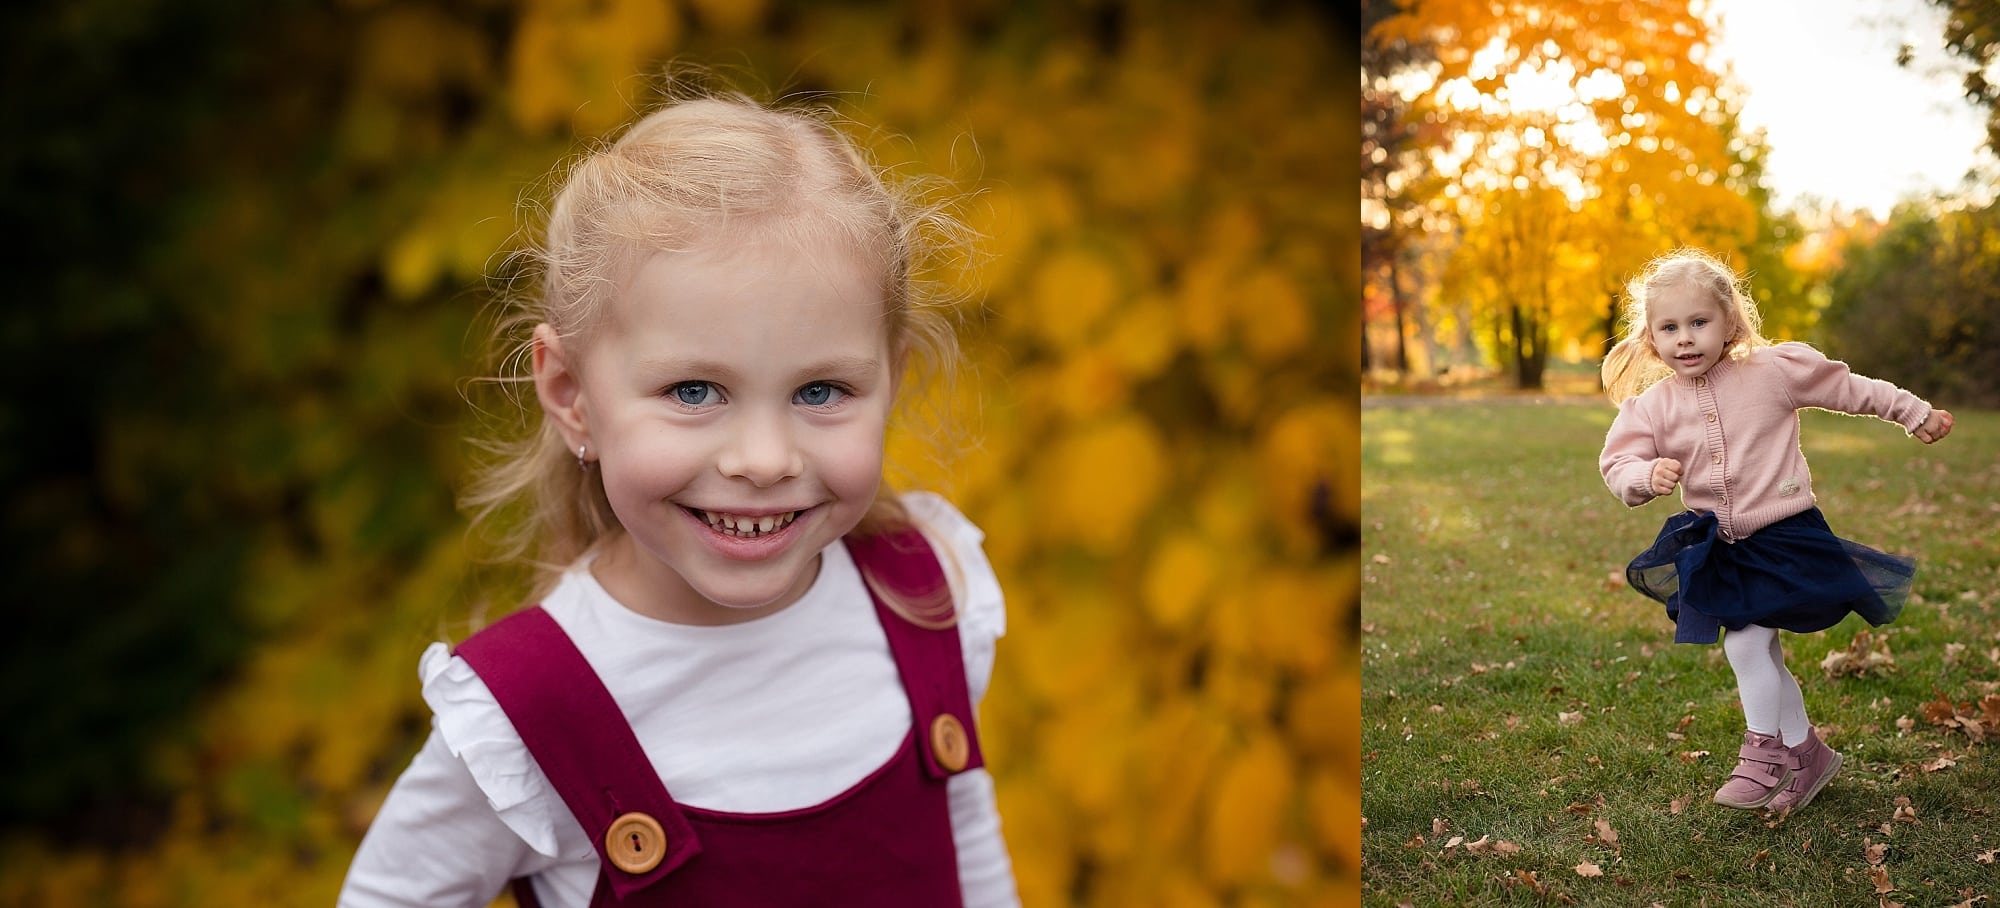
[604,812,667,874]
[931,713,970,772]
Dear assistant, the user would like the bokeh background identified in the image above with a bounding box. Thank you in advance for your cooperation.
[0,0,1358,904]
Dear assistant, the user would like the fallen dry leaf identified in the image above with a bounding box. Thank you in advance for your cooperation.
[1865,838,1888,865]
[1676,750,1710,764]
[1924,755,1958,773]
[1974,848,1997,865]
[1669,797,1687,815]
[1893,797,1919,824]
[1871,864,1894,895]
[1492,840,1523,856]
[1464,835,1493,855]
[1823,630,1898,678]
[1559,711,1585,725]
[1445,835,1464,849]
[1575,861,1603,878]
[1432,817,1449,836]
[1752,848,1770,866]
[1594,818,1620,847]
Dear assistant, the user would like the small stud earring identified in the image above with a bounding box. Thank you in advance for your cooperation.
[577,444,589,471]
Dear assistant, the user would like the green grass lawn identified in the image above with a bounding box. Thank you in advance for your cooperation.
[1361,400,2000,907]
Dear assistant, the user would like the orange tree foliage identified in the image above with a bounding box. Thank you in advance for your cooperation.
[1372,0,1781,385]
[0,1,1357,905]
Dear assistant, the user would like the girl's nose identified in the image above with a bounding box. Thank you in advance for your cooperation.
[717,409,804,487]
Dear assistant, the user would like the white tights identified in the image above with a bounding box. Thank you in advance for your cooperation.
[1722,623,1810,746]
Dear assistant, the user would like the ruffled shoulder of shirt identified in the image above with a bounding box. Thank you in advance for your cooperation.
[899,491,1007,702]
[417,640,566,857]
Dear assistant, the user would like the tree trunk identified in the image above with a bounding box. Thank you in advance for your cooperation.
[1511,302,1547,390]
[1359,303,1374,373]
[1389,246,1410,375]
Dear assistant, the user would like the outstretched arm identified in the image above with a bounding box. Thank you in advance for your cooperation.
[1772,343,1933,433]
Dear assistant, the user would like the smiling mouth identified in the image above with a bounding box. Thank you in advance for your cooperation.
[688,508,802,538]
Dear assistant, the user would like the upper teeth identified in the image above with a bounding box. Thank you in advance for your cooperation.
[698,510,799,536]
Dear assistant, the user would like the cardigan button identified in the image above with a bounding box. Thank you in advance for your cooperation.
[1706,412,1716,422]
[931,714,971,772]
[1711,454,1722,465]
[605,812,667,875]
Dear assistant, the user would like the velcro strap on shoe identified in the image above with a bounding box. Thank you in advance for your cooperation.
[1730,741,1790,785]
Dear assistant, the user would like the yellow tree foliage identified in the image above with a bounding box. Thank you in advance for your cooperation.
[0,3,1356,906]
[1379,0,1763,385]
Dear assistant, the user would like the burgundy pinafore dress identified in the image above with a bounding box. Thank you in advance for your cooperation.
[454,529,986,907]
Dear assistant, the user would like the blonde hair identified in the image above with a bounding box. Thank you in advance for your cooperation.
[1601,248,1771,403]
[464,88,972,618]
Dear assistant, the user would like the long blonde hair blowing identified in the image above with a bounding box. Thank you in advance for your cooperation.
[1601,248,1771,403]
[464,92,972,606]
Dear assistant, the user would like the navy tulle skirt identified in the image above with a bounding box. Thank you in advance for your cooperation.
[1626,508,1913,644]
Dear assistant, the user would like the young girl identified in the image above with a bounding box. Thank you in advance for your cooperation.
[339,95,1019,906]
[1598,249,1953,815]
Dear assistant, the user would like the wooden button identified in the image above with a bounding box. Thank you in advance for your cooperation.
[1706,412,1716,422]
[604,812,667,875]
[1711,454,1722,465]
[931,714,970,772]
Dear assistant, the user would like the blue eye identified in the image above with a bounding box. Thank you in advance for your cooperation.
[796,382,846,407]
[669,382,718,406]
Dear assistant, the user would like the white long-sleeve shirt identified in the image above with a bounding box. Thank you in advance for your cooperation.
[340,493,1018,907]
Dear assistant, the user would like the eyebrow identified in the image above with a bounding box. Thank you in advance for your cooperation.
[637,356,884,381]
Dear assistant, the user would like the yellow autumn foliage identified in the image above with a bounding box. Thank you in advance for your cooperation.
[507,0,680,135]
[3,3,1355,906]
[1143,531,1216,631]
[1025,247,1123,351]
[1236,265,1314,363]
[1204,731,1298,886]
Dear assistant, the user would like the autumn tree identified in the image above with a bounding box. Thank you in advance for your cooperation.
[1920,0,2000,151]
[1821,200,2000,406]
[1362,0,1444,378]
[1373,0,1766,388]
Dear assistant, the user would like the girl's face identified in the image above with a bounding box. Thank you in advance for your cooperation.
[538,233,897,625]
[1646,281,1732,380]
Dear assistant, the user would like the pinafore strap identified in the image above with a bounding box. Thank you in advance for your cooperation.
[456,527,982,906]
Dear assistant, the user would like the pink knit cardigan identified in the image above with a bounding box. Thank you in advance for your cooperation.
[1600,343,1933,541]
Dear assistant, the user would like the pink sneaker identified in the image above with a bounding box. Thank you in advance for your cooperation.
[1768,727,1842,813]
[1712,731,1793,810]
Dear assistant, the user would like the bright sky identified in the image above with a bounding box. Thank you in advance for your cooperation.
[1704,0,1994,216]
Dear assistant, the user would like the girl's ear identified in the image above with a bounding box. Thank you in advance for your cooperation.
[532,323,592,449]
